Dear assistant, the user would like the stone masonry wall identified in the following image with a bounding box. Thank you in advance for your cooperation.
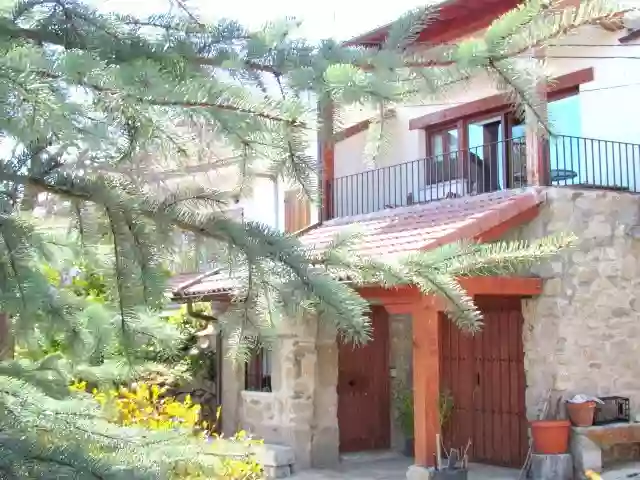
[511,188,640,418]
[389,314,413,451]
[237,316,339,469]
[237,311,414,465]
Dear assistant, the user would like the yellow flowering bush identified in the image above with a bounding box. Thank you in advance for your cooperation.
[70,380,264,479]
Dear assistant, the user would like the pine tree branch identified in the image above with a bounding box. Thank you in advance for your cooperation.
[171,0,201,25]
[3,2,626,80]
[12,66,304,126]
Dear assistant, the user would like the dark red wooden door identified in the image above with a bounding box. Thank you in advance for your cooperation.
[440,296,527,468]
[338,306,390,452]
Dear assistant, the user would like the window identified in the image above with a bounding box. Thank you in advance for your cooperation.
[429,128,458,162]
[245,347,272,392]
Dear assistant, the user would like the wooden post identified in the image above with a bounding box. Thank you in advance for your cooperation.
[411,304,441,467]
[317,95,335,221]
[525,49,550,187]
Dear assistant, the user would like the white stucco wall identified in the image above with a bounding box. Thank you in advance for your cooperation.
[332,26,640,216]
[235,176,284,230]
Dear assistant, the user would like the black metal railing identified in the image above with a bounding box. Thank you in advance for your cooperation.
[548,135,640,192]
[328,135,640,218]
[329,138,526,218]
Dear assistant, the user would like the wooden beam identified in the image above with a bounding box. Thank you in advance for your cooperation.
[358,285,422,308]
[458,276,542,296]
[333,118,371,143]
[411,305,441,467]
[475,205,541,242]
[344,0,518,47]
[358,276,543,307]
[548,67,595,98]
[526,54,551,187]
[318,96,335,221]
[409,68,594,130]
[332,109,396,144]
[415,0,518,45]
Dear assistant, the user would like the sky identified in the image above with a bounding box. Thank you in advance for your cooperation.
[97,0,427,42]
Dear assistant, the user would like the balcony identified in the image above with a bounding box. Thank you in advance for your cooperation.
[329,135,640,219]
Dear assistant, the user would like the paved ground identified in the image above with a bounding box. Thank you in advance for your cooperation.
[290,453,640,479]
[290,452,520,479]
[602,463,640,479]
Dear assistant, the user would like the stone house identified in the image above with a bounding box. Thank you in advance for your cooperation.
[172,0,640,477]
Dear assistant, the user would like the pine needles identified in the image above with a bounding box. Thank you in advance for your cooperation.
[0,0,618,476]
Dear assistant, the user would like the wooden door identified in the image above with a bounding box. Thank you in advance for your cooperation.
[338,306,390,452]
[440,296,527,468]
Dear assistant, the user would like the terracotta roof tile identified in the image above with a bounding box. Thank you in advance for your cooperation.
[172,189,545,298]
[169,271,239,298]
[298,189,545,259]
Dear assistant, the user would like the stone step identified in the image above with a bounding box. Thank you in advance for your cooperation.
[256,444,296,478]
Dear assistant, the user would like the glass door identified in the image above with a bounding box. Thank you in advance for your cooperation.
[467,116,503,193]
[426,127,459,191]
[507,117,527,188]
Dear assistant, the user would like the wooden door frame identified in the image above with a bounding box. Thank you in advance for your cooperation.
[421,84,585,190]
[439,296,527,467]
[356,278,542,467]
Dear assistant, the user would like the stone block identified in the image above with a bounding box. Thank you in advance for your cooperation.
[571,430,602,474]
[256,444,295,466]
[530,454,572,480]
[263,465,292,478]
[256,444,295,478]
[406,465,434,480]
[406,466,468,480]
[310,426,339,468]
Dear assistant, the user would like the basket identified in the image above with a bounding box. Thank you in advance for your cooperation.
[594,396,630,425]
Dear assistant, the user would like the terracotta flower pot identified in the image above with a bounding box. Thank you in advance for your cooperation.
[530,420,571,454]
[567,401,596,427]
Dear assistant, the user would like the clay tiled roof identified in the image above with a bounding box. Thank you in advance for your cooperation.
[169,271,240,298]
[172,189,545,298]
[298,189,545,259]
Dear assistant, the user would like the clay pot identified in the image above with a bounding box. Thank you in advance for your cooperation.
[566,401,596,427]
[530,420,571,454]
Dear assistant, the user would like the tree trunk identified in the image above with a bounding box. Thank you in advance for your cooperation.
[0,313,14,360]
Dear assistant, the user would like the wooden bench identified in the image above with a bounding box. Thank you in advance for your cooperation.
[571,423,640,474]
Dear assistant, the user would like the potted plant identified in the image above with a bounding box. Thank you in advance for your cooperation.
[530,396,571,454]
[435,441,470,480]
[439,390,454,429]
[393,383,414,457]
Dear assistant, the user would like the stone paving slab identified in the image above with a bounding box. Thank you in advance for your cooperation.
[602,462,640,479]
[290,454,640,480]
[290,456,520,480]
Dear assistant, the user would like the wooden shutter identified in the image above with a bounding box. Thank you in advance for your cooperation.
[284,190,311,233]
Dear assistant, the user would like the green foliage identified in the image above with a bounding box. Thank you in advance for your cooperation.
[0,372,262,479]
[164,303,217,377]
[0,0,616,353]
[0,0,617,476]
[439,390,454,428]
[70,380,264,479]
[393,381,414,437]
